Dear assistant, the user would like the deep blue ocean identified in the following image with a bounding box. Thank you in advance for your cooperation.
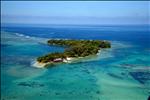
[1,24,150,100]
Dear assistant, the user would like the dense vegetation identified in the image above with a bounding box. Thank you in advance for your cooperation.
[37,39,111,63]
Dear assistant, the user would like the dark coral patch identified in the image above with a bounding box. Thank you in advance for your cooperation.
[18,82,44,88]
[129,72,150,84]
[108,73,123,79]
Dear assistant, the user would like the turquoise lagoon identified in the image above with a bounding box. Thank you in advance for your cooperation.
[1,25,150,100]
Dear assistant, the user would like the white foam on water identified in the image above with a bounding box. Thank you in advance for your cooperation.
[15,33,24,37]
[3,31,48,45]
[15,33,34,39]
[14,32,45,40]
[31,60,46,69]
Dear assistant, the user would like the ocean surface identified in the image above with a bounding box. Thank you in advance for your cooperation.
[1,25,150,100]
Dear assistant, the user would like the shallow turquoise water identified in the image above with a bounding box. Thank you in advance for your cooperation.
[1,26,150,100]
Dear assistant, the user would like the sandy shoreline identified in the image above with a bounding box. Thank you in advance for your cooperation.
[32,49,101,68]
[32,61,47,68]
[32,57,74,68]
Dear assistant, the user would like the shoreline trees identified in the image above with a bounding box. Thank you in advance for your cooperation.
[37,39,111,63]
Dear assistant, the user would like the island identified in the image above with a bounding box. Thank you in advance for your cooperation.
[35,39,111,68]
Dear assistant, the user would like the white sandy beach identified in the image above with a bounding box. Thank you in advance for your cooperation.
[32,57,74,68]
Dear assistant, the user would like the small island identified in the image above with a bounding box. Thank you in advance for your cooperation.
[35,39,111,68]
